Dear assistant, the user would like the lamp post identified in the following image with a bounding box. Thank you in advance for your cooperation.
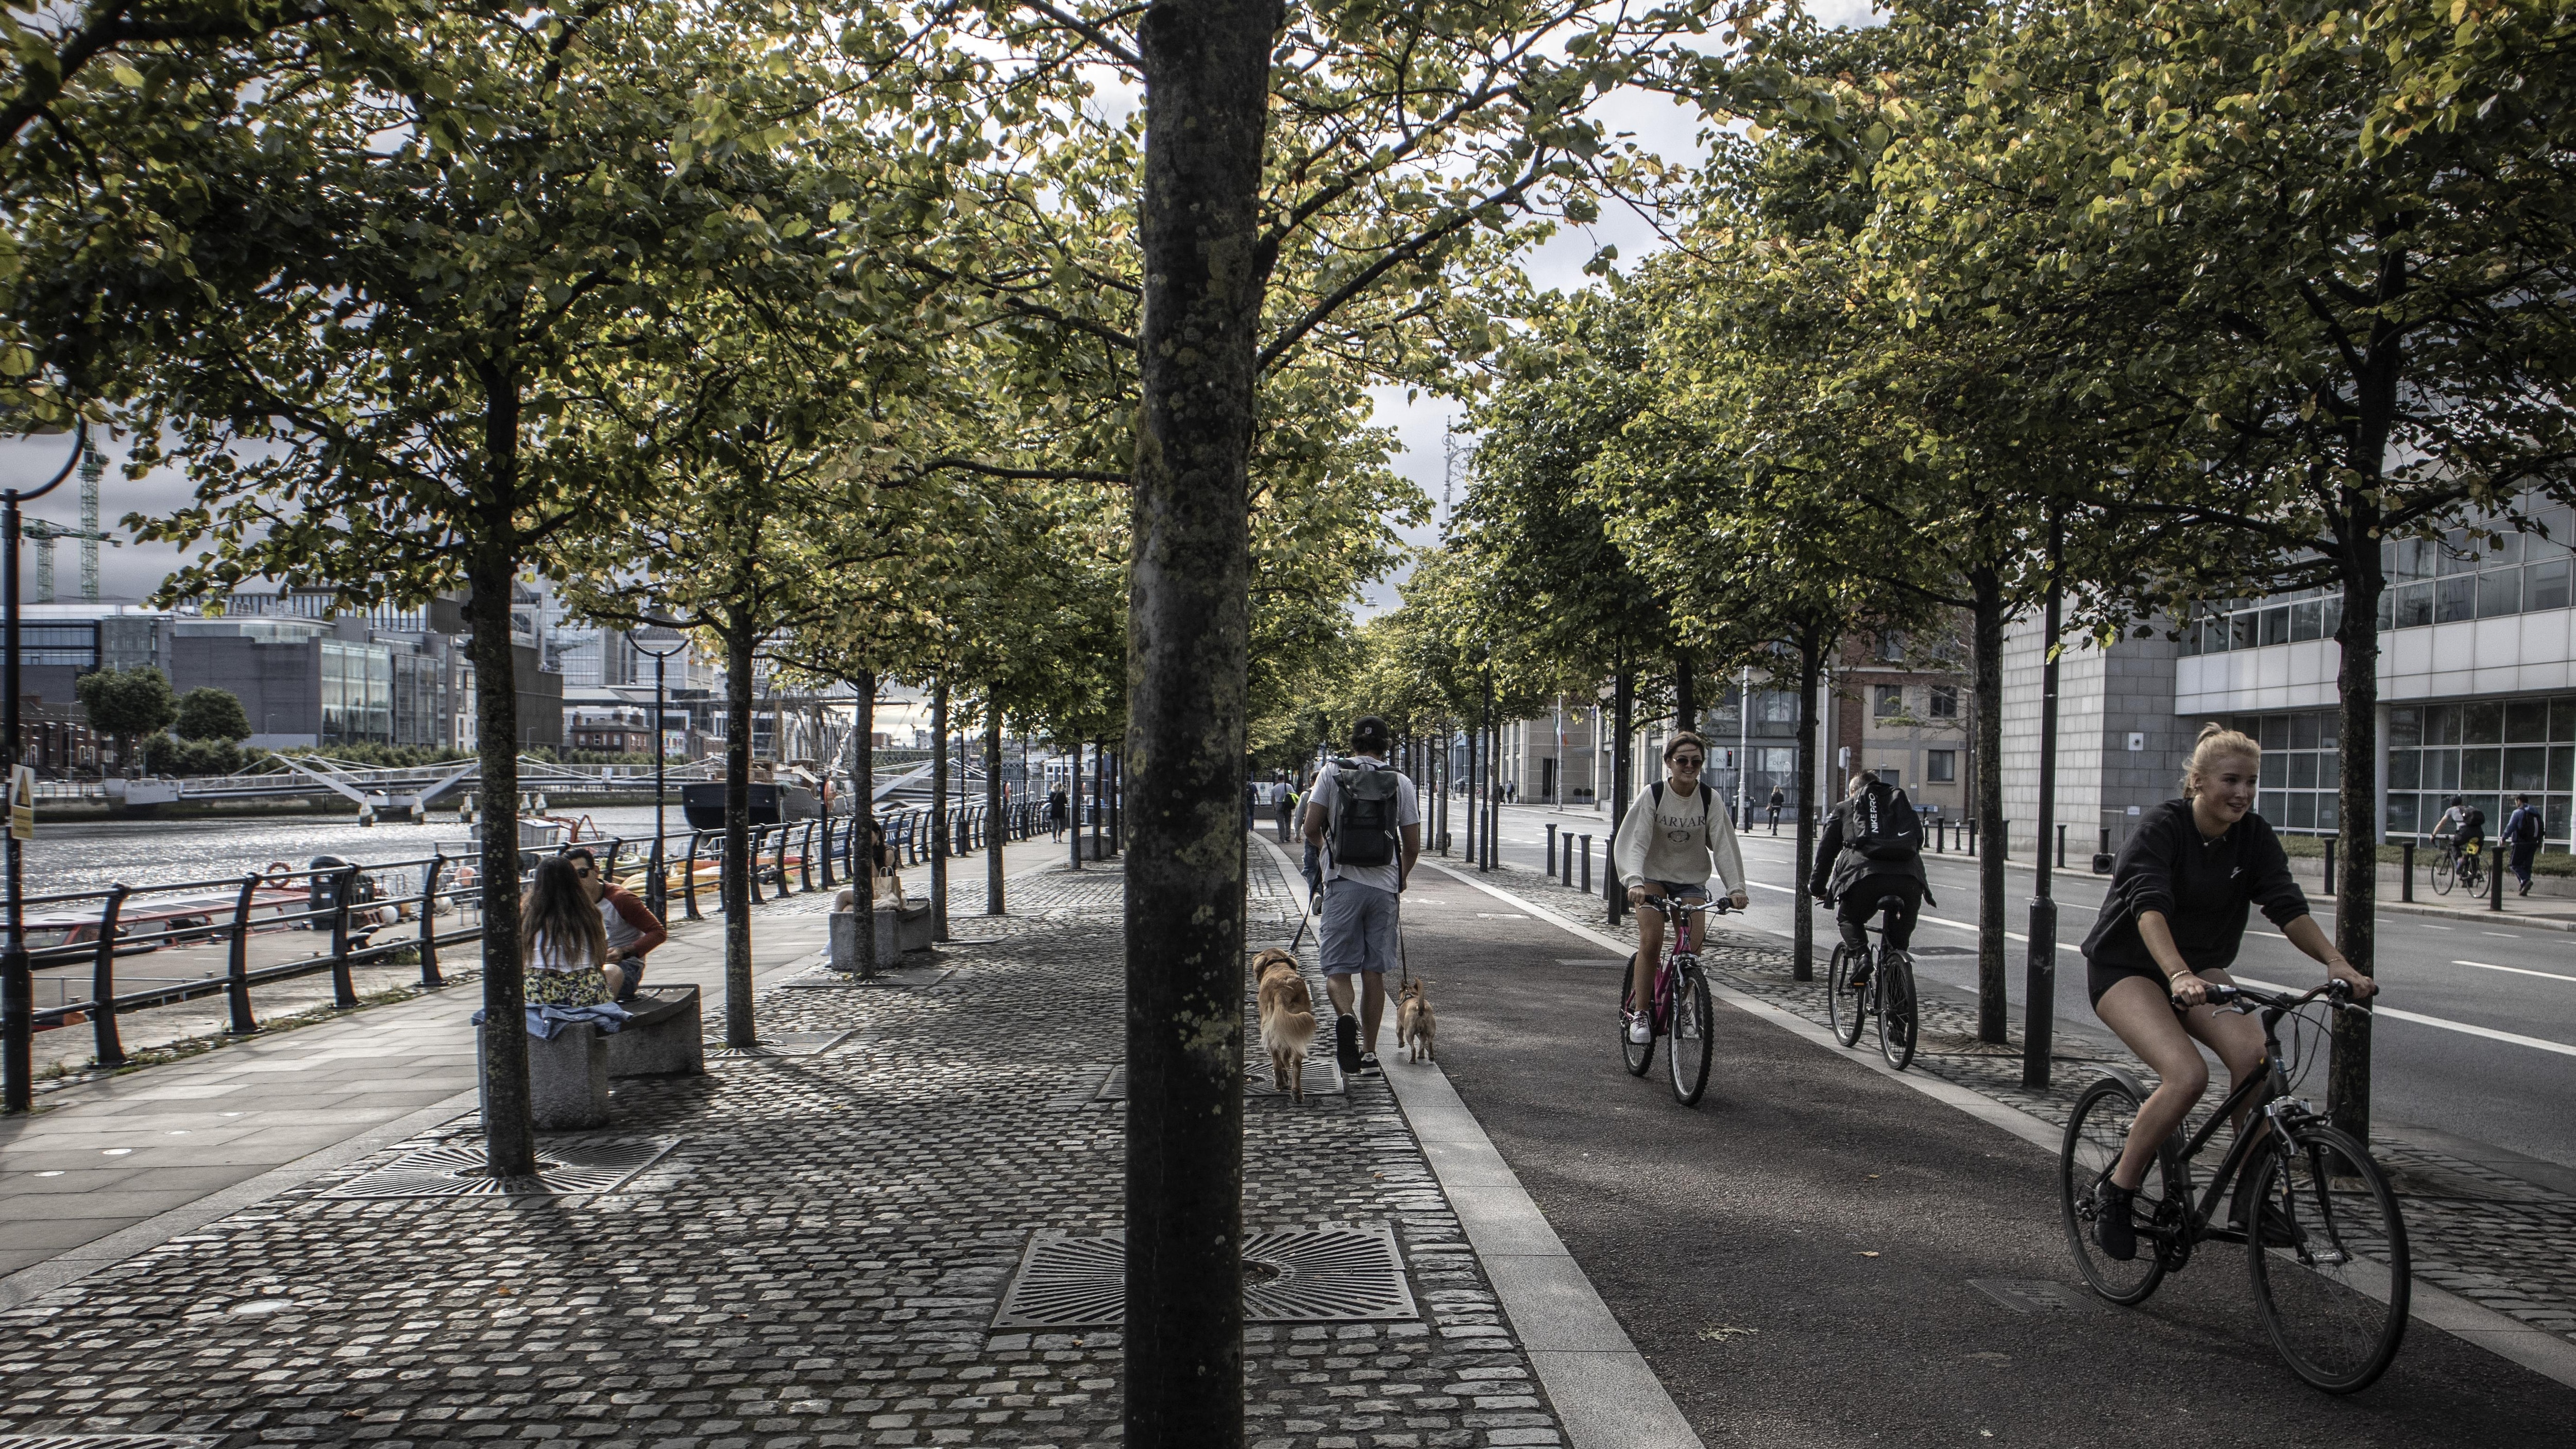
[5,420,88,1114]
[630,626,689,919]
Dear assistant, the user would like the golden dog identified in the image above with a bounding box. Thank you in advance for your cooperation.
[1397,978,1436,1063]
[1254,948,1318,1103]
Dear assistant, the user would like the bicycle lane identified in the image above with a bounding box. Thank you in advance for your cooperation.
[1388,859,2574,1448]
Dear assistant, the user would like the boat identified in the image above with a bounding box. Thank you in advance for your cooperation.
[680,781,819,830]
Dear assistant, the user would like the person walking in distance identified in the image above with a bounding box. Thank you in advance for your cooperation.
[1047,784,1069,841]
[1302,715,1422,1078]
[1768,786,1786,836]
[2505,792,2544,896]
[1613,732,1750,1045]
[1810,772,1932,990]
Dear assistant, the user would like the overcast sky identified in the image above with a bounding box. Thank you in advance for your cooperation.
[0,6,1880,611]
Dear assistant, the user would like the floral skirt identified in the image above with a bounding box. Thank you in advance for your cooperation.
[529,966,612,1008]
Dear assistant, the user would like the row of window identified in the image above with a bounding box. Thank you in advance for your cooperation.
[2228,700,2576,844]
[1874,684,1959,719]
[2183,508,2576,657]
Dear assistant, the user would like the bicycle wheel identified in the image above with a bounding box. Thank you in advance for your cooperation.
[1668,965,1715,1106]
[2431,857,2455,894]
[1876,951,1917,1071]
[2060,1076,2174,1305]
[1619,958,1654,1076]
[1827,944,1864,1047]
[2464,855,2484,895]
[2246,1126,2410,1393]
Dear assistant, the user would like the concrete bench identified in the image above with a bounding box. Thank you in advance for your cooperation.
[828,902,933,971]
[606,983,704,1079]
[477,1018,611,1132]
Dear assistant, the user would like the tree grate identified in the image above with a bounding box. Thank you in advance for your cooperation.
[319,1136,680,1199]
[704,1030,856,1061]
[992,1224,1416,1328]
[1092,1059,1344,1100]
[0,1437,226,1447]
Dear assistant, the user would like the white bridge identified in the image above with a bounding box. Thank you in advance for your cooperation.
[97,754,724,816]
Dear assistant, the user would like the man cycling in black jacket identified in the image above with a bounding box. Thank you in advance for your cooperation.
[1810,771,1934,988]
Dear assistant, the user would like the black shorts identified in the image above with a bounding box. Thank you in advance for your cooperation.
[2086,959,2165,1009]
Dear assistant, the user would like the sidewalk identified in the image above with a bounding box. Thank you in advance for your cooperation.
[0,843,1583,1449]
[1445,854,2576,1376]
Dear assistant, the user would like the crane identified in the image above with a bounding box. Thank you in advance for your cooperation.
[26,448,115,603]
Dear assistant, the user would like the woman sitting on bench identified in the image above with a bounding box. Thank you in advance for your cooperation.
[523,856,624,1004]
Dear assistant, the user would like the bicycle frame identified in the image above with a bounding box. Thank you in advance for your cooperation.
[1637,893,1727,1027]
[2156,997,2323,1246]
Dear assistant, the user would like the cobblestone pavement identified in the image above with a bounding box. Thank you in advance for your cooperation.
[1472,857,2576,1354]
[0,851,1569,1449]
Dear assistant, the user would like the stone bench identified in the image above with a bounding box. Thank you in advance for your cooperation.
[477,1017,611,1132]
[828,902,933,971]
[606,983,704,1079]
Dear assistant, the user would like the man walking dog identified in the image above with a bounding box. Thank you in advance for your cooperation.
[1302,715,1422,1078]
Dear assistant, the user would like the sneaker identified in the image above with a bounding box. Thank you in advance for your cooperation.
[1627,1012,1652,1045]
[1335,1014,1363,1073]
[1357,1052,1382,1077]
[2520,879,2532,896]
[2094,1183,2138,1262]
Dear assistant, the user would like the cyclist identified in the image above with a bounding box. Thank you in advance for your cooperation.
[2430,793,2484,870]
[1809,770,1933,990]
[2079,723,2377,1262]
[1613,731,1750,1045]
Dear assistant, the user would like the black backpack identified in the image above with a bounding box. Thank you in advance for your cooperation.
[1851,782,1922,861]
[1327,760,1402,867]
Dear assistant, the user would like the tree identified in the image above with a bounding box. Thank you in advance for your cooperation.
[172,685,249,742]
[74,663,172,765]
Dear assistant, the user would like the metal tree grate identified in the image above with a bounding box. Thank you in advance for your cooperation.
[993,1224,1416,1328]
[320,1136,680,1199]
[0,1438,225,1448]
[1091,1059,1344,1100]
[704,1030,856,1062]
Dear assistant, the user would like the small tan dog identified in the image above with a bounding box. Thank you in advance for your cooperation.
[1253,948,1318,1103]
[1397,978,1436,1063]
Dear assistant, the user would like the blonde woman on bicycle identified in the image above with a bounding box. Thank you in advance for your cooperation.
[1613,731,1749,1045]
[2078,723,2377,1261]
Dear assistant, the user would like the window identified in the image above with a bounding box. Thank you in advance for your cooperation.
[1927,749,1956,783]
[1927,685,1958,718]
[1874,685,1903,719]
[1877,632,1905,662]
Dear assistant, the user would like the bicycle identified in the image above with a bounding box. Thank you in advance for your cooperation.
[1825,892,1918,1070]
[2430,837,2483,896]
[2060,980,2408,1393]
[1618,892,1733,1106]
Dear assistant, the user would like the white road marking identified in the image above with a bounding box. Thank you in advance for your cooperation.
[2421,925,2453,931]
[2450,959,2576,985]
[2484,931,2521,939]
[2232,975,2576,1059]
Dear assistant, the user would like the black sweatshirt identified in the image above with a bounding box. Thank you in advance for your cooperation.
[2079,798,2311,976]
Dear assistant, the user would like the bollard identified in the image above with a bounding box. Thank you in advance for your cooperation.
[226,873,262,1035]
[89,884,131,1070]
[1579,836,1592,894]
[1966,819,1976,857]
[683,833,704,920]
[2322,837,2335,898]
[2402,841,2415,902]
[419,856,446,988]
[329,865,361,1009]
[1936,819,1944,854]
[2056,823,2066,869]
[2492,845,2505,911]
[1545,824,1557,877]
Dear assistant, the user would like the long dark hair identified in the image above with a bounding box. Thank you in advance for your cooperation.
[522,856,607,968]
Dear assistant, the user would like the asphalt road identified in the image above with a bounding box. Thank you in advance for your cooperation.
[1398,856,2576,1446]
[1444,799,2576,1175]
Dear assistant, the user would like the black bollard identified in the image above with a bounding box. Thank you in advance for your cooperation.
[1546,824,1557,877]
[2056,823,2066,869]
[1579,836,1592,895]
[2323,837,2336,898]
[2402,841,2415,902]
[2492,844,2505,911]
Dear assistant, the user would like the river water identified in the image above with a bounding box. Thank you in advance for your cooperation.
[19,804,693,897]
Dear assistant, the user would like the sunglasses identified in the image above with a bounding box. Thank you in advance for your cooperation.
[1671,755,1704,766]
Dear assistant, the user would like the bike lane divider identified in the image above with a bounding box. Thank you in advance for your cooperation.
[1253,833,1706,1449]
[1450,862,2576,1398]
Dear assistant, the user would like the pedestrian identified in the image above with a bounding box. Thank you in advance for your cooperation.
[1048,785,1069,841]
[565,846,668,1002]
[1302,715,1422,1078]
[1274,780,1296,843]
[1767,786,1785,836]
[521,856,616,1006]
[2505,792,2544,897]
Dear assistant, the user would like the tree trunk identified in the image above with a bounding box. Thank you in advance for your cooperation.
[1609,665,1634,922]
[1792,624,1822,982]
[1125,1,1278,1440]
[930,679,950,941]
[1973,565,2008,1043]
[853,671,877,978]
[1068,738,1083,871]
[721,619,757,1047]
[1675,653,1696,734]
[465,538,531,1175]
[986,703,1006,914]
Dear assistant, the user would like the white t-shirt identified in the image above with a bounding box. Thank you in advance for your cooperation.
[1304,757,1421,895]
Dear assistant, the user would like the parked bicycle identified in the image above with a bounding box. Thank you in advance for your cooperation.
[2430,837,2485,896]
[1827,891,1918,1070]
[1619,892,1732,1105]
[2061,980,2408,1392]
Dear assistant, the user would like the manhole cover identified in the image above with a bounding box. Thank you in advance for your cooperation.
[321,1137,680,1199]
[1969,1279,2090,1315]
[993,1224,1417,1328]
[0,1438,224,1447]
[705,1030,855,1062]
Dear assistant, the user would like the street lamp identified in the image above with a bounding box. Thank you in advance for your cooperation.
[630,625,689,920]
[5,419,88,1114]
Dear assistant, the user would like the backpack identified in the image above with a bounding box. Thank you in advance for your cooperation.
[1851,782,1922,861]
[1328,760,1402,867]
[2512,806,2542,844]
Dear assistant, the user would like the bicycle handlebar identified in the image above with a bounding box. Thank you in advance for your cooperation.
[1636,894,1735,917]
[2178,980,2363,1014]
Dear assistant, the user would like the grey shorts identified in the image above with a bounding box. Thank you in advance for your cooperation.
[1319,878,1401,977]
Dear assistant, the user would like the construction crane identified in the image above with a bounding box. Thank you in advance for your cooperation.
[26,448,115,603]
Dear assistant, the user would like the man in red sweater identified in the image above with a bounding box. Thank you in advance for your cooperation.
[566,847,669,1003]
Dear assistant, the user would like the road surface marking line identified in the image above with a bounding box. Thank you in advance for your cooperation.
[1256,838,1704,1449]
[2229,976,2576,1058]
[1422,861,2576,1394]
[2450,959,2576,985]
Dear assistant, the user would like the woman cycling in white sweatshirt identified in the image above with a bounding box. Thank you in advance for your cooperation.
[1613,731,1750,1045]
